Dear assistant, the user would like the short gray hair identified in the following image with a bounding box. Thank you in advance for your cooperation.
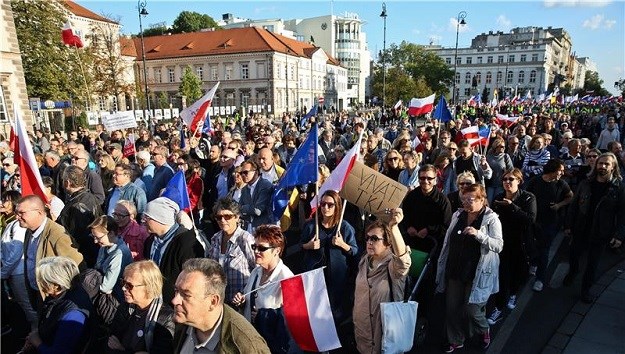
[36,256,80,292]
[182,258,226,303]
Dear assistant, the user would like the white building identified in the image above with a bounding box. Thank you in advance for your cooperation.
[436,26,581,103]
[220,12,371,107]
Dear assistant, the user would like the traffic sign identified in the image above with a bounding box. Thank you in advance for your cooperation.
[318,96,325,105]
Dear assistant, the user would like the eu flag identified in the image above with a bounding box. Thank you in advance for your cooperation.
[433,96,452,123]
[161,170,190,210]
[272,125,319,220]
[300,105,318,129]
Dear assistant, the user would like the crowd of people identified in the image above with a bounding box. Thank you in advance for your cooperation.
[1,99,624,353]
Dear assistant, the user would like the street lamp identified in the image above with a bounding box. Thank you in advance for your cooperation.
[380,3,387,109]
[452,11,467,107]
[138,0,151,132]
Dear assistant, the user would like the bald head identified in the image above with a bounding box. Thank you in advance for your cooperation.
[15,195,47,231]
[258,148,274,171]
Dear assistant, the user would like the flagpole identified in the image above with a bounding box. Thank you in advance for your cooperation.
[314,178,320,241]
[72,45,92,113]
[242,266,327,297]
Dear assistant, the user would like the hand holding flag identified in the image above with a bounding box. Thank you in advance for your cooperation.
[180,82,220,133]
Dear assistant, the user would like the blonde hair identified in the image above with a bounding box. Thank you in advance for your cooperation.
[37,256,79,293]
[123,260,163,299]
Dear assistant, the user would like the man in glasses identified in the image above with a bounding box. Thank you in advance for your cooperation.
[239,159,274,232]
[401,164,452,251]
[148,146,175,201]
[71,149,105,204]
[104,163,147,218]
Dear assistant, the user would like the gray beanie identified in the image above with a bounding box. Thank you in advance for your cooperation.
[144,197,180,225]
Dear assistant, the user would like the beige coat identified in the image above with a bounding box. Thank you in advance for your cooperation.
[35,218,84,269]
[353,249,411,354]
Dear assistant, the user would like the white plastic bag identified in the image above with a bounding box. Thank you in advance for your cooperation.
[380,301,418,353]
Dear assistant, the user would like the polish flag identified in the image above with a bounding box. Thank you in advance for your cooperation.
[461,125,482,146]
[123,134,135,158]
[180,81,220,133]
[408,94,435,116]
[310,131,363,211]
[281,268,341,352]
[12,107,48,203]
[393,99,403,110]
[61,22,83,48]
[495,113,520,128]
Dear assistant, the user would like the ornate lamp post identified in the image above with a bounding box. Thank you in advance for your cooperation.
[452,11,467,106]
[380,3,387,109]
[138,0,151,131]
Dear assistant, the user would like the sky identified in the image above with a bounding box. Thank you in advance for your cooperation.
[80,0,624,95]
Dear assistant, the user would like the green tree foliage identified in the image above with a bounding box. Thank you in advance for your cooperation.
[583,71,610,96]
[178,66,202,102]
[172,11,219,33]
[12,0,91,102]
[373,41,454,103]
[142,25,169,37]
[158,91,169,109]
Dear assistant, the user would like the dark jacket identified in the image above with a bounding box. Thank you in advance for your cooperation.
[173,305,270,354]
[143,226,205,304]
[492,189,537,261]
[401,187,453,247]
[239,177,275,228]
[566,177,625,242]
[58,188,102,267]
[149,164,174,201]
[85,169,106,204]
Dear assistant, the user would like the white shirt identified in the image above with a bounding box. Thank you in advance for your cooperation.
[242,260,294,321]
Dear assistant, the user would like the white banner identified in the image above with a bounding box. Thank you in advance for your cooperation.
[172,108,180,118]
[102,111,138,131]
[163,109,172,120]
[87,112,99,126]
[134,110,144,120]
[154,109,163,120]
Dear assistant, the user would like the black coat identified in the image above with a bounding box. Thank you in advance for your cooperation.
[492,189,537,261]
[143,226,205,305]
[401,187,452,249]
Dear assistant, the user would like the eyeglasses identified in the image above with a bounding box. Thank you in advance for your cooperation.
[462,197,480,204]
[71,157,86,161]
[15,209,42,217]
[240,170,256,176]
[586,155,598,158]
[215,213,236,221]
[121,280,146,291]
[2,163,10,167]
[365,235,384,243]
[251,244,275,252]
[419,176,436,181]
[502,177,517,182]
[112,212,129,218]
[387,157,399,161]
[320,202,336,208]
[92,233,107,240]
[458,182,473,186]
[220,155,231,160]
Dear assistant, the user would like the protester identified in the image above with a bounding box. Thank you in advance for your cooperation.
[398,150,421,189]
[113,200,149,261]
[239,159,275,231]
[104,163,147,217]
[382,149,404,181]
[148,146,175,201]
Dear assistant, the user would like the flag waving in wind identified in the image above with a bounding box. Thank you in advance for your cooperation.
[300,105,318,129]
[180,82,220,133]
[432,96,452,122]
[12,107,48,202]
[408,94,435,116]
[62,22,83,48]
[161,170,190,211]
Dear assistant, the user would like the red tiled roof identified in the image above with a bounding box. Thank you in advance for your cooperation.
[64,0,118,24]
[119,36,137,57]
[131,27,341,66]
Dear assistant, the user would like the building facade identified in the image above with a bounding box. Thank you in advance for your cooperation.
[131,27,347,117]
[436,26,589,103]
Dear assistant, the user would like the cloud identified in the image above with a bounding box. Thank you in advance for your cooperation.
[582,14,617,29]
[544,0,611,7]
[496,15,512,30]
[448,17,470,33]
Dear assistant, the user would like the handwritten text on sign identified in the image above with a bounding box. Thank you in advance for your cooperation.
[340,161,408,221]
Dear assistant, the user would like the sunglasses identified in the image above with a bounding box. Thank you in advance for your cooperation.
[240,170,256,176]
[251,244,275,252]
[587,155,598,158]
[419,176,436,181]
[458,182,473,186]
[215,214,236,221]
[502,177,516,182]
[365,235,384,243]
[112,212,130,218]
[220,155,232,160]
[121,280,145,291]
[387,157,399,161]
[320,202,336,208]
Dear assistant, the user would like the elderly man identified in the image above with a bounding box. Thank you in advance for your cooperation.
[109,143,124,164]
[142,197,204,304]
[58,165,102,267]
[149,146,175,201]
[257,147,284,185]
[104,163,147,217]
[135,150,155,193]
[172,258,270,353]
[113,200,149,261]
[71,149,105,203]
[239,159,274,231]
[44,150,69,198]
[16,195,83,309]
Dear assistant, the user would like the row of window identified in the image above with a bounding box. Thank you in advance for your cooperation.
[446,53,541,65]
[455,70,538,85]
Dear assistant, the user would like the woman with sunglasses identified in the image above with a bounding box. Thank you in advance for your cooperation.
[486,138,513,205]
[446,171,477,211]
[206,198,255,307]
[232,225,294,352]
[301,190,358,325]
[488,168,537,325]
[107,260,175,354]
[382,149,404,182]
[353,209,411,354]
[436,184,503,352]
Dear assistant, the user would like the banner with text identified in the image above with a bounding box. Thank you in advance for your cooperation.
[102,111,138,131]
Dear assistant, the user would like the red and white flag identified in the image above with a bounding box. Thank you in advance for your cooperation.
[495,113,520,128]
[460,125,481,146]
[393,99,403,110]
[123,134,135,158]
[61,22,83,48]
[180,81,220,133]
[408,94,435,116]
[310,132,363,211]
[281,268,341,352]
[12,107,48,202]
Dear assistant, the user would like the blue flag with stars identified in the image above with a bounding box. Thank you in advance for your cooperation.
[300,105,318,129]
[433,96,452,123]
[272,125,319,221]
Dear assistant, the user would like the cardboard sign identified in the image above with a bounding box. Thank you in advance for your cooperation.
[340,161,408,222]
[102,111,137,131]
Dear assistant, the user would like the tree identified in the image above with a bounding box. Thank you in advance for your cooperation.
[583,71,610,96]
[158,91,169,109]
[12,0,90,102]
[142,25,170,37]
[178,66,202,102]
[172,11,219,33]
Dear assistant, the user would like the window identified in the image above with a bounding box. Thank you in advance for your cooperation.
[211,66,218,80]
[466,57,472,64]
[257,62,266,79]
[508,55,515,63]
[0,86,7,122]
[196,66,203,81]
[475,72,482,84]
[446,58,452,65]
[168,68,175,83]
[520,54,527,62]
[456,57,461,65]
[507,70,513,84]
[498,55,504,63]
[455,72,460,84]
[487,56,493,63]
[530,70,537,83]
[225,65,233,80]
[240,63,249,79]
[99,96,106,111]
[486,71,492,84]
[518,70,525,83]
[532,54,539,62]
[477,56,483,64]
[496,71,503,84]
[465,72,472,84]
[464,88,471,96]
[154,68,162,83]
